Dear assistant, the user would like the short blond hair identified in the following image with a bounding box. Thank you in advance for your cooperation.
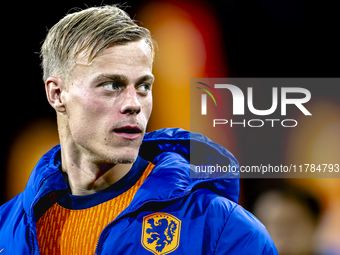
[41,5,156,83]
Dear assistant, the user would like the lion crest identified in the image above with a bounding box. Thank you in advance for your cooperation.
[141,213,181,255]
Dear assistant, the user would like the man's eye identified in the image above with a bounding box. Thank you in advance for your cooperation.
[103,82,120,91]
[137,83,151,93]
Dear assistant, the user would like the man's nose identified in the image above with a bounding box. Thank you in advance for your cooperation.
[120,86,141,114]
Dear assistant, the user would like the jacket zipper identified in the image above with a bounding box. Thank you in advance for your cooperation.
[29,229,36,255]
[29,179,48,255]
[94,190,192,255]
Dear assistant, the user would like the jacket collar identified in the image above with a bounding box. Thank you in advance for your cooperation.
[22,128,239,218]
[22,145,68,218]
[140,128,239,203]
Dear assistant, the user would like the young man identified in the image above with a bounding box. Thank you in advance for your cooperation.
[0,5,278,255]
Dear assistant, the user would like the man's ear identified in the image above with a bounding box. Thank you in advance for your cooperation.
[45,76,67,113]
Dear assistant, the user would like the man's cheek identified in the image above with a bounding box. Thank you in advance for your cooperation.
[142,99,153,120]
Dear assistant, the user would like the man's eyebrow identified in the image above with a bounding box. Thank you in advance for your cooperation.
[94,74,154,84]
[136,74,155,84]
[94,74,129,84]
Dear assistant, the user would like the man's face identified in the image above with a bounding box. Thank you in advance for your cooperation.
[61,40,154,164]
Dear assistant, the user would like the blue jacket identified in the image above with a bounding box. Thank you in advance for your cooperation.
[0,128,278,254]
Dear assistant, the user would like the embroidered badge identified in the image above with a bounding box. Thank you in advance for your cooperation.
[141,213,181,255]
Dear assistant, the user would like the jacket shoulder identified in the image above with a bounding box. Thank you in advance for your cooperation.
[213,202,278,254]
[179,189,277,254]
[0,193,31,254]
[0,193,25,226]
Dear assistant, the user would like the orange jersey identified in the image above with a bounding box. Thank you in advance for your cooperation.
[36,159,154,255]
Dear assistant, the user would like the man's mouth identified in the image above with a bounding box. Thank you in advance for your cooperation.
[114,126,142,140]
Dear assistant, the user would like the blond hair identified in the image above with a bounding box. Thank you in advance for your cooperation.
[41,5,156,83]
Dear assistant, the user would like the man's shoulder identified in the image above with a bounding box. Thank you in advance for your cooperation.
[0,193,26,234]
[186,188,278,254]
[0,193,24,216]
[0,193,32,254]
[189,187,238,215]
[216,199,278,254]
[188,188,259,225]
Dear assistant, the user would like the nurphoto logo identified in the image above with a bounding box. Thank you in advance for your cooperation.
[195,80,312,128]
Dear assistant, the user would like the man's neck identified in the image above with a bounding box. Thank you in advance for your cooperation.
[60,145,133,196]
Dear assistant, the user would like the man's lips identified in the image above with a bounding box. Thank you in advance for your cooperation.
[114,125,142,133]
[113,126,142,140]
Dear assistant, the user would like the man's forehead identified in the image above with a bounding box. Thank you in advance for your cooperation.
[74,40,153,67]
[70,40,154,85]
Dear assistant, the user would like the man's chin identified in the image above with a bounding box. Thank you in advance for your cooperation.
[86,143,140,164]
[112,157,136,164]
[102,149,139,165]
